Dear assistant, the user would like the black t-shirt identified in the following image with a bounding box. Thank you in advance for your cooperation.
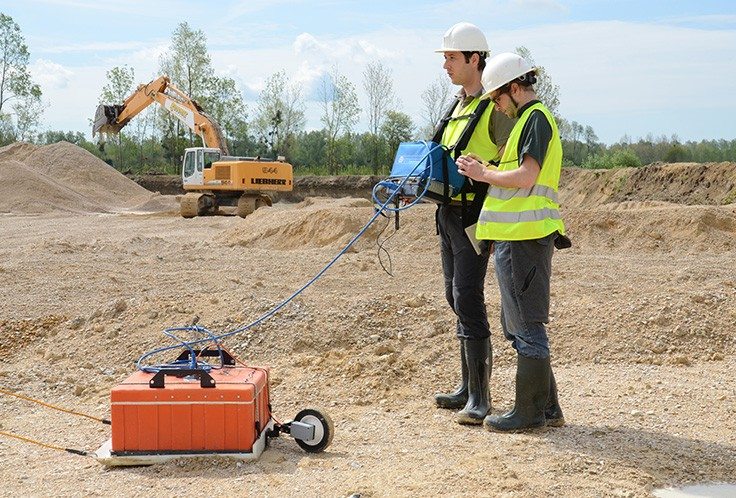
[517,100,552,169]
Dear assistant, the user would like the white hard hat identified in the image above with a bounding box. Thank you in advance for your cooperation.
[435,22,489,53]
[481,52,537,98]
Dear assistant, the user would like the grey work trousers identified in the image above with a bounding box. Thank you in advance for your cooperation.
[494,233,556,359]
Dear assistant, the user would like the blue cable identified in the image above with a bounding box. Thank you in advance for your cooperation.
[139,325,222,372]
[137,141,444,372]
[371,140,446,212]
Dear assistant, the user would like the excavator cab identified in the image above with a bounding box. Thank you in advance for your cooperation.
[182,147,221,187]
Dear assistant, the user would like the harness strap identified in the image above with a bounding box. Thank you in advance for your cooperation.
[430,96,492,224]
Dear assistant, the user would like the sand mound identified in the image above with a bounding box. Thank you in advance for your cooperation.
[127,193,180,213]
[219,197,387,250]
[0,142,38,162]
[0,159,106,214]
[0,141,156,215]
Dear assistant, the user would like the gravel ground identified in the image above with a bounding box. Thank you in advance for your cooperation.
[0,196,734,497]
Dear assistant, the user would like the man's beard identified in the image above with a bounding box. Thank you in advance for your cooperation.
[506,100,519,119]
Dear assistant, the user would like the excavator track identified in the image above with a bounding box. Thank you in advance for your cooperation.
[180,192,215,218]
[236,194,272,218]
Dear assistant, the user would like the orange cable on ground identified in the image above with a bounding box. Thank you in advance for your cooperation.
[0,387,110,424]
[0,430,88,456]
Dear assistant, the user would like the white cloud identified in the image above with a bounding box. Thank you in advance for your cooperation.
[120,42,170,72]
[484,20,736,141]
[490,20,735,113]
[293,33,322,56]
[292,60,328,101]
[35,64,108,134]
[30,59,74,90]
[27,14,736,143]
[293,32,394,62]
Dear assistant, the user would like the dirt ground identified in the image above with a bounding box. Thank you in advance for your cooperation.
[0,142,735,497]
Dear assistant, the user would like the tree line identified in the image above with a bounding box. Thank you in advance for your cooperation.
[2,14,735,176]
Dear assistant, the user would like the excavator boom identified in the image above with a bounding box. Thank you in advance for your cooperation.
[93,75,228,154]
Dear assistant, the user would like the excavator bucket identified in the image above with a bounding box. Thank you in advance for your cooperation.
[92,104,125,136]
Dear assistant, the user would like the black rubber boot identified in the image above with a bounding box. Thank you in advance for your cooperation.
[545,368,565,427]
[435,340,468,409]
[456,337,491,425]
[484,355,550,432]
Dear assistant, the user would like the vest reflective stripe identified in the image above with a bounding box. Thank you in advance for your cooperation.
[478,207,561,223]
[476,102,565,241]
[441,96,497,201]
[486,184,559,203]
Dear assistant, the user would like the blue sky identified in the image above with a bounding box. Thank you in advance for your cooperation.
[2,0,736,144]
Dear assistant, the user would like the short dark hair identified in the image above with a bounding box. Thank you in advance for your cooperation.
[462,51,487,72]
[501,71,538,93]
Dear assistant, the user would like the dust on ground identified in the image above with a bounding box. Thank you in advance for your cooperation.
[0,142,735,497]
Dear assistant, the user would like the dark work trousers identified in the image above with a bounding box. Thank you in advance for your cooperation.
[437,204,492,340]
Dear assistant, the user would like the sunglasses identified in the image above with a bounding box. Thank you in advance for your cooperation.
[491,84,511,104]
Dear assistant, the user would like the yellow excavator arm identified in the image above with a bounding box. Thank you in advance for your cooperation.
[93,75,229,155]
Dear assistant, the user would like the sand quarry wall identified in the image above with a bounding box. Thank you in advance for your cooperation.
[134,161,736,207]
[135,156,736,255]
[2,141,735,253]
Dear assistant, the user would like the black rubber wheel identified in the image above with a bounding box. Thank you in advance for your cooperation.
[293,407,334,453]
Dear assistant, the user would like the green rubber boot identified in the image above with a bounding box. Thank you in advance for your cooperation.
[435,339,468,409]
[484,355,550,432]
[545,368,565,427]
[456,337,491,425]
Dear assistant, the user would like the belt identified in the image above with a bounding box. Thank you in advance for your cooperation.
[442,201,466,208]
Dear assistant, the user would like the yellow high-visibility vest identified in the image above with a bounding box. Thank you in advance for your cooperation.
[441,97,498,201]
[476,102,565,241]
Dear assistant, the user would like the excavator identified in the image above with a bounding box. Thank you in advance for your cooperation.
[93,75,293,218]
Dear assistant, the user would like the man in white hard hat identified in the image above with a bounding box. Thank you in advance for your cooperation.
[456,52,570,432]
[432,22,515,425]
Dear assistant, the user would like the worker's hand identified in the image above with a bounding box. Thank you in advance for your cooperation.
[456,155,487,182]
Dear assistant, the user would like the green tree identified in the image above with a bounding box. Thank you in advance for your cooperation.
[515,46,560,116]
[201,75,248,153]
[664,142,690,163]
[160,22,211,101]
[319,66,360,174]
[420,74,453,138]
[227,119,259,157]
[610,149,642,168]
[98,65,135,170]
[159,22,212,153]
[0,13,42,142]
[12,94,42,141]
[292,129,327,171]
[0,113,14,145]
[381,110,414,170]
[37,130,86,145]
[582,149,642,169]
[37,130,105,158]
[363,60,396,174]
[253,70,305,160]
[128,106,157,171]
